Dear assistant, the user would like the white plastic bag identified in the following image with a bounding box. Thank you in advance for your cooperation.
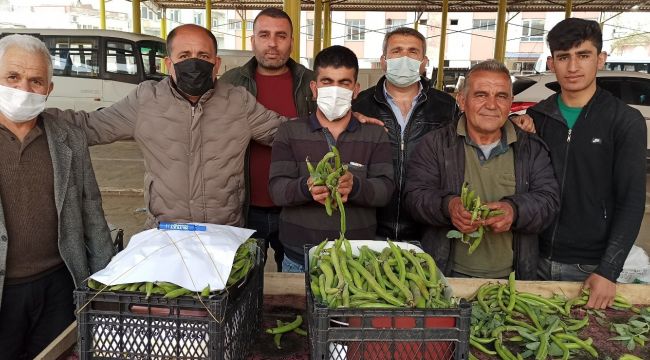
[617,245,650,283]
[90,223,255,291]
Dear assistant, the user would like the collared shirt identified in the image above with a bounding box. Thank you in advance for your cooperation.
[0,118,61,283]
[456,116,517,164]
[308,112,361,149]
[383,81,423,135]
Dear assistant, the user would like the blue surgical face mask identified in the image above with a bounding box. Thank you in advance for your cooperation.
[385,56,422,88]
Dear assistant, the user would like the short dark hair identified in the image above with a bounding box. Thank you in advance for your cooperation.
[383,27,427,56]
[313,45,359,81]
[253,7,293,34]
[547,18,602,55]
[167,24,218,55]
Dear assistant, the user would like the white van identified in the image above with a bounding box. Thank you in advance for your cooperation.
[0,28,166,112]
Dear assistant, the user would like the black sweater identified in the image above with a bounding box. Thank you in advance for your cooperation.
[527,88,647,282]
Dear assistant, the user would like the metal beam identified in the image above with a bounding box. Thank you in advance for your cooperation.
[132,0,141,34]
[313,0,322,56]
[494,0,507,62]
[147,0,650,12]
[284,0,300,61]
[99,0,106,30]
[436,0,448,91]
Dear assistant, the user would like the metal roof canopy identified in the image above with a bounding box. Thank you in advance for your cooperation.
[147,0,650,12]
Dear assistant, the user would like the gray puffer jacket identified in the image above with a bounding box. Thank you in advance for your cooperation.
[46,77,285,227]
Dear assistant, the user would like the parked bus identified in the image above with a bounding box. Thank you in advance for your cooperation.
[0,28,167,111]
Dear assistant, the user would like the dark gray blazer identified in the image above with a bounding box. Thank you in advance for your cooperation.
[0,113,114,309]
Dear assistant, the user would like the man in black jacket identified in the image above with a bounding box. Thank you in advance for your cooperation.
[404,60,559,280]
[352,27,459,241]
[524,18,646,308]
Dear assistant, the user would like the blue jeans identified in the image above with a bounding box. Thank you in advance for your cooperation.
[247,206,283,272]
[282,256,305,273]
[537,257,598,282]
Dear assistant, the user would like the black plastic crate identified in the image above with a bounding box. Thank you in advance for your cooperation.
[304,242,471,360]
[75,240,264,360]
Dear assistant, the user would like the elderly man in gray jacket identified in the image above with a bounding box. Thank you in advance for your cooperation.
[0,34,114,359]
[404,60,559,280]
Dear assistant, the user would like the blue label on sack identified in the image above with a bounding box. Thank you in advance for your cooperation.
[158,222,207,231]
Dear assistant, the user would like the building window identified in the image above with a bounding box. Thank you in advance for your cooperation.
[521,19,544,42]
[345,19,365,41]
[141,5,155,20]
[472,19,496,31]
[307,19,324,40]
[385,18,406,32]
[169,10,180,23]
[228,19,253,31]
[307,19,314,39]
[450,19,459,26]
[194,13,203,26]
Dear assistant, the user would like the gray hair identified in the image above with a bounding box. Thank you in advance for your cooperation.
[382,27,427,57]
[0,34,53,82]
[461,59,511,95]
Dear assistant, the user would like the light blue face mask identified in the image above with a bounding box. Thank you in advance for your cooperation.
[385,56,422,88]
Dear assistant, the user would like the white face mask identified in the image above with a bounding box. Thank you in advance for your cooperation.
[385,56,422,88]
[0,84,48,123]
[316,86,354,121]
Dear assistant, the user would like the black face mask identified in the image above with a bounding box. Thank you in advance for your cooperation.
[172,58,215,97]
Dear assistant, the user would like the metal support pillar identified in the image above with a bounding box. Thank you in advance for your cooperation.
[206,0,212,31]
[284,0,301,61]
[436,0,449,90]
[565,0,573,18]
[313,0,323,56]
[99,0,106,30]
[494,0,507,62]
[323,0,331,48]
[160,8,167,39]
[241,11,247,50]
[132,0,141,34]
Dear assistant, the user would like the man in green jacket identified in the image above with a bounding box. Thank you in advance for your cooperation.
[220,8,315,271]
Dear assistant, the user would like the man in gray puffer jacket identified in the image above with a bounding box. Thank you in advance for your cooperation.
[46,24,287,228]
[404,60,559,280]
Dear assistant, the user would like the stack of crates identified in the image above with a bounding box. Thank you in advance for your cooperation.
[304,243,471,360]
[74,240,264,360]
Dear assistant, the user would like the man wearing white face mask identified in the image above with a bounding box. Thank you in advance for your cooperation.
[0,34,114,359]
[269,46,394,272]
[353,27,459,242]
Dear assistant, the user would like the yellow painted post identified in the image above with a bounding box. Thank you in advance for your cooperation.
[323,0,331,48]
[414,12,419,31]
[99,0,106,30]
[241,11,247,50]
[565,0,573,18]
[132,0,141,34]
[313,0,322,56]
[206,0,212,31]
[436,0,448,90]
[284,0,301,62]
[160,8,167,39]
[494,0,507,62]
[161,8,167,74]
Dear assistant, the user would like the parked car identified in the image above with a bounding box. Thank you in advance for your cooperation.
[511,71,650,166]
